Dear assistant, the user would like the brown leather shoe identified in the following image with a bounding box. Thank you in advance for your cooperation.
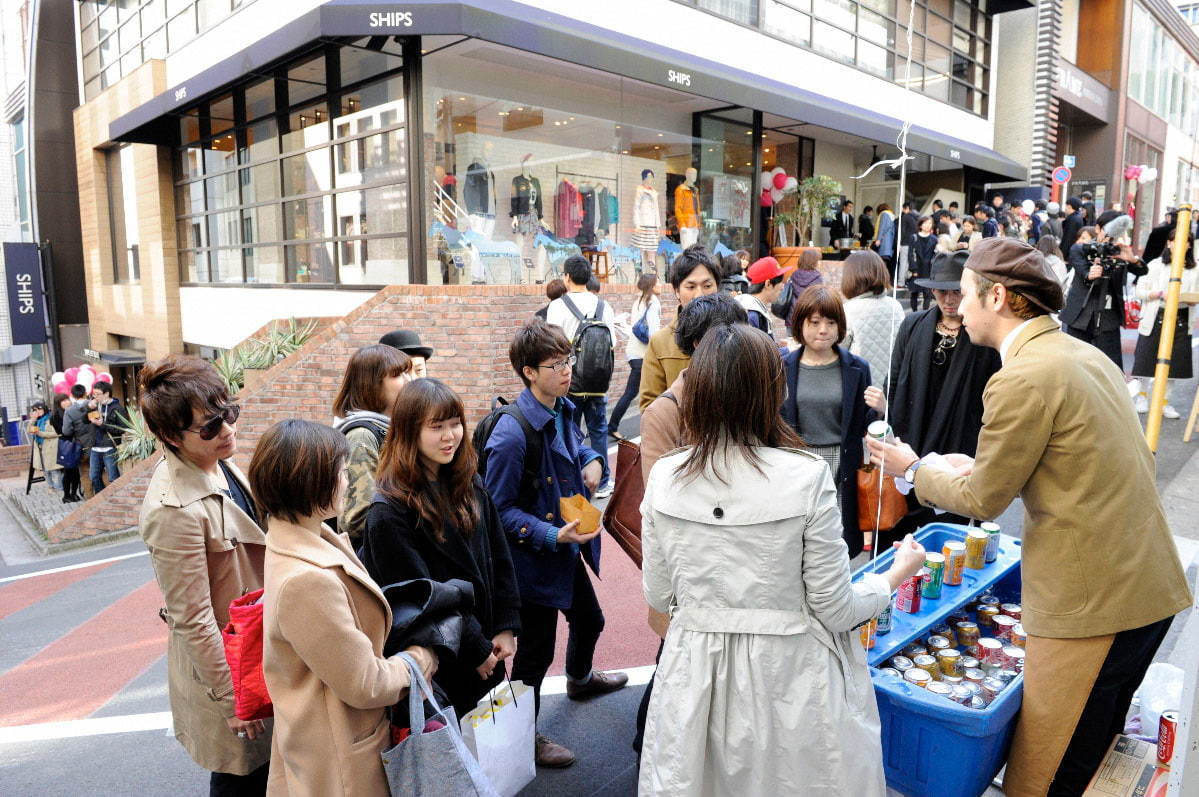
[535,734,576,768]
[565,670,629,701]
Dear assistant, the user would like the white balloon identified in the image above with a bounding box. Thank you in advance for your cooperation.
[1141,167,1158,183]
[771,187,785,203]
[770,166,786,178]
[76,371,96,390]
[1021,199,1035,214]
[784,176,799,191]
[761,171,773,191]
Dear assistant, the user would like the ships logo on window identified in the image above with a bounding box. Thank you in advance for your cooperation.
[369,11,414,27]
[668,70,692,87]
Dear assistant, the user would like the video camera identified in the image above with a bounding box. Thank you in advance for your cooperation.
[1080,240,1124,277]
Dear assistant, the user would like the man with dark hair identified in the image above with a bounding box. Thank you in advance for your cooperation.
[379,329,433,377]
[546,254,616,498]
[830,199,856,242]
[858,205,876,247]
[975,205,999,238]
[1029,199,1048,244]
[870,237,1190,797]
[88,381,129,494]
[736,257,787,334]
[484,319,625,769]
[991,192,1006,214]
[63,383,97,497]
[1060,196,1086,252]
[1080,190,1096,225]
[1060,224,1147,370]
[899,201,919,284]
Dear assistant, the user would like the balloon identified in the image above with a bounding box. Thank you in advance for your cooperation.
[784,176,799,192]
[1124,165,1142,181]
[1021,199,1035,214]
[760,171,773,191]
[771,187,785,203]
[51,371,65,384]
[53,385,68,395]
[773,172,788,190]
[770,166,785,177]
[64,367,80,386]
[760,189,774,207]
[98,372,113,383]
[76,371,95,390]
[1141,167,1158,183]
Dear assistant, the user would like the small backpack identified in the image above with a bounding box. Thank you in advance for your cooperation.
[561,295,615,396]
[472,397,544,507]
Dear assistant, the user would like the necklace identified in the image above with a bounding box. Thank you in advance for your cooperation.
[933,325,959,365]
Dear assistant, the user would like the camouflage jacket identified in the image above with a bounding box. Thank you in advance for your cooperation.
[335,412,389,543]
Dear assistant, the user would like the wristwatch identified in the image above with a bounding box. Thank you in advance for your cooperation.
[903,458,925,484]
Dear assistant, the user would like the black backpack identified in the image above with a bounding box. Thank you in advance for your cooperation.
[472,397,543,507]
[561,295,615,396]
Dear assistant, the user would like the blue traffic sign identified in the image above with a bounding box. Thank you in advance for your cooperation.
[1052,166,1072,184]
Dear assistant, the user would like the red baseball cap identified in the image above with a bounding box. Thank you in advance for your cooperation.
[747,256,786,284]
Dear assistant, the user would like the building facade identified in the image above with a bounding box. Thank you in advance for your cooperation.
[74,0,1032,369]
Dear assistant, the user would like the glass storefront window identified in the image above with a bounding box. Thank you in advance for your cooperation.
[764,1,812,45]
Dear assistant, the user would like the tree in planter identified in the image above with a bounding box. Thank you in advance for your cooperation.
[116,407,158,466]
[795,176,844,246]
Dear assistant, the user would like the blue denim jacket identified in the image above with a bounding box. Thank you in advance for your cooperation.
[483,389,607,609]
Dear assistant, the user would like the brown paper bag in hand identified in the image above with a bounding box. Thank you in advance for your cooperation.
[559,494,601,535]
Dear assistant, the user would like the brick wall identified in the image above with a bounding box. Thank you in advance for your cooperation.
[0,445,31,479]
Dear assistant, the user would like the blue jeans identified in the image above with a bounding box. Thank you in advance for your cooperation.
[90,449,120,494]
[571,394,609,489]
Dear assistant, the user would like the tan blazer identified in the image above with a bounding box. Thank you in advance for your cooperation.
[139,450,271,774]
[915,315,1191,638]
[263,520,411,797]
[638,319,689,411]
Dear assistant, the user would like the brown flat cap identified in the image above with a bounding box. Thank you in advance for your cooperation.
[965,237,1064,313]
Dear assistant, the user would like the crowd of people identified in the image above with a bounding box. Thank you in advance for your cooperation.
[130,218,1193,797]
[28,379,129,502]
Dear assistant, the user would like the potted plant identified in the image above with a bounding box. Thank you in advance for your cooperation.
[116,407,158,466]
[795,175,843,247]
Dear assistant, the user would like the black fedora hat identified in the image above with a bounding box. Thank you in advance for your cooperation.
[913,250,969,291]
[379,329,434,360]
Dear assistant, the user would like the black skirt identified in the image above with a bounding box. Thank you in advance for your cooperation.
[1132,307,1193,379]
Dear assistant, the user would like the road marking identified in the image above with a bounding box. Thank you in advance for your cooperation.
[0,560,120,621]
[0,550,148,584]
[0,711,172,744]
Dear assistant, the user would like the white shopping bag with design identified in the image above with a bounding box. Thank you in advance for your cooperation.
[459,677,535,797]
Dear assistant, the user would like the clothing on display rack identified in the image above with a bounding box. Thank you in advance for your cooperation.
[510,174,544,219]
[599,187,618,235]
[576,183,599,247]
[633,185,661,252]
[556,179,584,238]
[464,160,497,216]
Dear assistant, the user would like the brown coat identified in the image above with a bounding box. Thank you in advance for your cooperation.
[263,520,411,797]
[638,319,689,411]
[640,370,686,482]
[139,450,271,774]
[914,315,1192,638]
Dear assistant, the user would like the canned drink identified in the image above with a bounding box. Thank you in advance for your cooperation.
[978,594,1000,607]
[977,605,1000,630]
[981,660,1003,676]
[896,572,923,613]
[878,667,902,679]
[890,655,915,673]
[995,668,1020,684]
[980,521,1001,563]
[965,529,989,569]
[978,637,1004,666]
[993,615,1018,642]
[859,618,877,649]
[904,668,932,688]
[937,648,964,678]
[901,642,928,659]
[867,420,895,443]
[960,656,980,670]
[927,682,953,699]
[928,635,952,653]
[942,675,963,685]
[913,654,940,679]
[963,668,986,684]
[980,677,1006,704]
[922,553,945,599]
[948,609,970,627]
[942,541,967,586]
[967,695,988,710]
[1002,647,1025,673]
[955,621,981,651]
[950,685,973,705]
[932,623,957,646]
[877,596,894,635]
[1000,603,1022,620]
[1159,711,1179,768]
[1011,623,1027,649]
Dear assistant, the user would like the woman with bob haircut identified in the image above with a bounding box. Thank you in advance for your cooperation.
[360,378,522,718]
[332,343,413,543]
[840,250,905,391]
[782,285,882,556]
[638,323,925,796]
[137,354,272,793]
[253,419,437,797]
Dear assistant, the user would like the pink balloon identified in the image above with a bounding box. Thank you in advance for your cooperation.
[760,189,774,207]
[98,372,113,383]
[773,172,788,190]
[53,385,69,395]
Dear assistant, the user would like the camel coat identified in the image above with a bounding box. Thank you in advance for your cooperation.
[263,520,412,797]
[139,450,271,774]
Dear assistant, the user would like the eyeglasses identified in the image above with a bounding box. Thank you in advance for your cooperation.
[184,405,241,440]
[536,355,576,374]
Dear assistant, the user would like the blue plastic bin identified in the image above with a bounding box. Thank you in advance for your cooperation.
[854,523,1024,797]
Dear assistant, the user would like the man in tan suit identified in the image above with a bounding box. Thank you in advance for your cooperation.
[869,237,1191,797]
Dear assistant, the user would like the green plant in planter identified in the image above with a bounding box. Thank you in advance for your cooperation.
[211,318,317,393]
[116,406,158,465]
[213,348,246,393]
[771,211,798,247]
[796,175,844,245]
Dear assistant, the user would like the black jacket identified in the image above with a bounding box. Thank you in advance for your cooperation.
[887,308,1000,457]
[1060,210,1085,252]
[900,211,919,246]
[91,398,129,450]
[830,211,856,242]
[1142,222,1174,267]
[858,213,875,245]
[510,174,544,219]
[910,234,937,278]
[62,400,95,448]
[463,161,495,215]
[1060,244,1146,332]
[360,480,521,716]
[781,346,875,557]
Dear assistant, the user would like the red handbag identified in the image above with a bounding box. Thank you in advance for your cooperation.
[222,588,273,720]
[1124,296,1143,329]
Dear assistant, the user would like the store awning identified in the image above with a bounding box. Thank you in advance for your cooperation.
[111,0,1027,180]
[97,349,146,366]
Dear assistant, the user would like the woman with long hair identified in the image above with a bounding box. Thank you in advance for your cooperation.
[332,343,413,543]
[360,378,521,718]
[609,273,662,438]
[639,323,924,795]
[873,202,897,281]
[840,250,905,391]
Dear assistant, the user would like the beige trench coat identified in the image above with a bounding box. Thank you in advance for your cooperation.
[139,450,272,775]
[263,520,412,797]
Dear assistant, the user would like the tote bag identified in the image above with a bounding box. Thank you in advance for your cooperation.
[221,589,272,720]
[601,438,645,568]
[459,678,535,797]
[857,463,907,532]
[56,438,82,469]
[381,652,498,797]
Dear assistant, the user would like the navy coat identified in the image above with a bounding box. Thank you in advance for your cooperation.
[781,345,875,556]
[482,389,605,610]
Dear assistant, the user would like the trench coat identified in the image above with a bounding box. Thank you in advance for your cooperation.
[139,450,272,774]
[29,422,61,473]
[263,519,412,797]
[639,446,891,797]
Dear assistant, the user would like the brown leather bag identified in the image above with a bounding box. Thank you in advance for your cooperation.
[857,462,907,532]
[602,438,644,569]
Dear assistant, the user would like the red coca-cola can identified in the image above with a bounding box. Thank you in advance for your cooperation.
[1158,710,1179,768]
[896,571,923,613]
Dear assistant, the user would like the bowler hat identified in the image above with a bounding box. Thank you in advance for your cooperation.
[913,250,969,291]
[379,329,434,360]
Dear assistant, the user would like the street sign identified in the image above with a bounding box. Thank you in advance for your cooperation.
[1063,155,1076,168]
[83,348,101,360]
[2,243,47,345]
[1052,166,1072,184]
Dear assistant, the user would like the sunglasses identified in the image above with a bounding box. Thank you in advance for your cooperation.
[184,404,241,440]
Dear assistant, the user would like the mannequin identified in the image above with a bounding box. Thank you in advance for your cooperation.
[632,168,661,274]
[464,140,497,238]
[675,167,701,248]
[511,153,543,284]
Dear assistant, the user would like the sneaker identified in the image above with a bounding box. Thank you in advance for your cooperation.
[1135,393,1149,414]
[1164,404,1181,420]
[566,670,629,701]
[594,484,614,500]
[535,734,576,768]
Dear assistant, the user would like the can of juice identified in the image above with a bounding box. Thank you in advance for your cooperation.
[978,594,1000,607]
[1003,647,1025,673]
[931,623,956,646]
[1159,711,1179,768]
[942,541,967,586]
[904,668,932,688]
[965,529,988,569]
[948,609,970,627]
[859,618,877,649]
[890,655,914,673]
[978,637,1004,667]
[963,668,986,684]
[937,648,964,678]
[913,654,940,680]
[980,521,1001,563]
[967,695,988,710]
[922,553,945,599]
[927,635,952,654]
[980,677,1006,704]
[999,603,1022,620]
[901,642,928,659]
[977,605,1000,631]
[992,615,1018,642]
[878,667,902,679]
[960,655,980,671]
[926,682,953,699]
[950,684,973,705]
[955,621,981,652]
[1011,623,1027,649]
[896,572,923,613]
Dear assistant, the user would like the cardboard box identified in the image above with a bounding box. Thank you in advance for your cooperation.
[1083,735,1170,797]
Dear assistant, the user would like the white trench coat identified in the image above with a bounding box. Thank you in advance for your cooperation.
[639,446,891,797]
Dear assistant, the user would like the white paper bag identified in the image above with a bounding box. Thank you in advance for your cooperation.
[459,679,536,797]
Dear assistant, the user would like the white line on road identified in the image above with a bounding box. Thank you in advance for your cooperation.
[0,550,149,584]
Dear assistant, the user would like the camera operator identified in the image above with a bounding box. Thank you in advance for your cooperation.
[1060,224,1147,370]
